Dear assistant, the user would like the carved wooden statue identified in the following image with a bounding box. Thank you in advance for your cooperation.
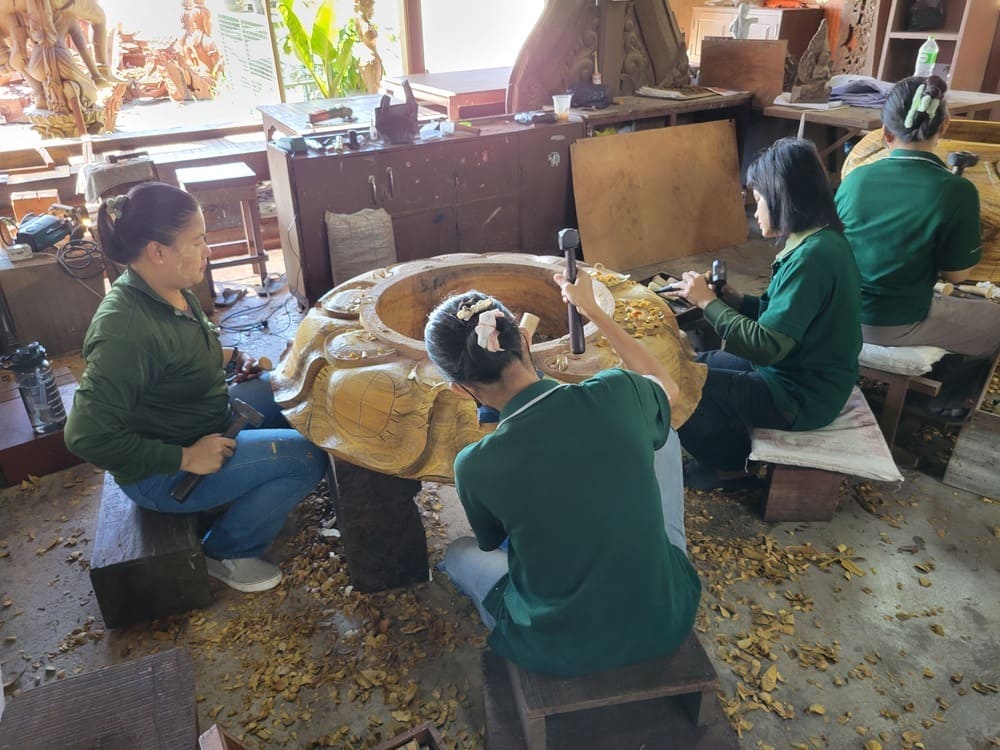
[508,0,691,112]
[156,0,223,101]
[789,19,832,103]
[0,0,117,136]
[728,3,758,40]
[273,254,707,482]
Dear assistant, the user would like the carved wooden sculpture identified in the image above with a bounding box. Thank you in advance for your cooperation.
[274,254,707,482]
[1,0,117,136]
[843,121,1000,282]
[156,0,223,101]
[508,0,690,112]
[789,19,832,103]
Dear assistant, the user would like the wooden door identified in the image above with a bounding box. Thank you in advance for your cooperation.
[377,142,456,215]
[452,134,521,253]
[688,8,734,65]
[517,121,583,254]
[391,208,458,262]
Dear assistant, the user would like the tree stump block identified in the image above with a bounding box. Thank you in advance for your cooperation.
[333,459,429,593]
[89,474,212,628]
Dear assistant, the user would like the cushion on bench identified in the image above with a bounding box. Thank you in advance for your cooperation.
[859,343,948,377]
[750,386,903,482]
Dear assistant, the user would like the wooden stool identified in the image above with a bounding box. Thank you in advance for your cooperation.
[0,649,198,749]
[494,635,721,750]
[761,464,844,522]
[176,162,268,303]
[859,364,942,461]
[89,473,212,628]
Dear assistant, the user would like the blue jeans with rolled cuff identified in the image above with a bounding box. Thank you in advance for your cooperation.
[677,350,794,472]
[120,374,326,560]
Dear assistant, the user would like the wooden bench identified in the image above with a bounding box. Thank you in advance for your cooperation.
[0,648,198,749]
[89,473,213,628]
[484,634,735,750]
[859,364,942,459]
[751,386,902,522]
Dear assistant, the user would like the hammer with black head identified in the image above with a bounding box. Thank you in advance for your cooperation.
[947,151,978,176]
[170,398,265,503]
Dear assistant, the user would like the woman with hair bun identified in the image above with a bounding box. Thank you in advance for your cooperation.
[424,275,701,676]
[836,75,1000,359]
[65,182,324,593]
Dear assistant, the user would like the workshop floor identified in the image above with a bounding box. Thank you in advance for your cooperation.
[1,247,998,750]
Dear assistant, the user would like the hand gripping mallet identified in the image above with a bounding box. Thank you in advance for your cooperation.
[558,228,586,355]
[169,398,265,503]
[947,151,978,176]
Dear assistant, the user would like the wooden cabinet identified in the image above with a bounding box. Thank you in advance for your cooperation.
[687,6,826,66]
[267,121,583,305]
[877,0,999,90]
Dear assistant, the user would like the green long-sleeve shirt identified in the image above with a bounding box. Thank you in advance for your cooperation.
[64,269,230,485]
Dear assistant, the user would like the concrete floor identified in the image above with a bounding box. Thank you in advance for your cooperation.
[1,247,998,749]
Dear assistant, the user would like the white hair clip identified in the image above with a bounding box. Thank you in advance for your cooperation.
[456,297,494,321]
[105,195,128,222]
[475,309,505,352]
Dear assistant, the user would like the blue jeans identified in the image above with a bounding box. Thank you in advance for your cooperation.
[443,429,688,630]
[120,374,326,560]
[677,350,794,472]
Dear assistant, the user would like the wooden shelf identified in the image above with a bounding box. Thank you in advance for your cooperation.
[878,0,999,90]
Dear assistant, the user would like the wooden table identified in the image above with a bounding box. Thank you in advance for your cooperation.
[763,89,1000,161]
[572,91,753,134]
[381,67,512,121]
[259,94,443,139]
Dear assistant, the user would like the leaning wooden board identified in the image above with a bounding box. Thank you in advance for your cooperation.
[571,119,746,272]
[943,352,1000,497]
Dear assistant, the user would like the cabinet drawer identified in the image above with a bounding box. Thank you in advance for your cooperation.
[378,143,456,215]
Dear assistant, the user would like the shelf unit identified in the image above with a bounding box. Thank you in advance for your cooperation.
[877,0,999,90]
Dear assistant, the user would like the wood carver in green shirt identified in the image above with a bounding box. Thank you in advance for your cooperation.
[836,75,1000,360]
[675,138,862,490]
[64,183,325,593]
[423,274,701,677]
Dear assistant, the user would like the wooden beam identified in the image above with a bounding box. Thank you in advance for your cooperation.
[400,0,426,75]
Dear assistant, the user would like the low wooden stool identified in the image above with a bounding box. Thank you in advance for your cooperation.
[0,648,198,749]
[488,634,723,750]
[859,364,941,460]
[89,473,213,628]
[751,386,902,522]
[176,162,268,302]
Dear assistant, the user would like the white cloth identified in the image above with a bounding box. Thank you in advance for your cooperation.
[859,342,948,377]
[750,386,903,482]
[76,158,157,203]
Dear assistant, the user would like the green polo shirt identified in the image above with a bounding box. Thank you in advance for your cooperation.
[836,149,981,326]
[735,228,861,430]
[64,269,230,485]
[454,369,701,676]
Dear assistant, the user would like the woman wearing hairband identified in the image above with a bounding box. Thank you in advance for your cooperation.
[64,183,325,593]
[424,274,700,676]
[836,75,1000,359]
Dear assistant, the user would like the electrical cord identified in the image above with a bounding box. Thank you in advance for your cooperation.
[218,295,296,335]
[56,239,106,280]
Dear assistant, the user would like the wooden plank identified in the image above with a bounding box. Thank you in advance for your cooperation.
[0,649,198,750]
[943,411,1000,497]
[699,38,788,111]
[598,1,627,97]
[570,120,746,272]
[89,474,213,629]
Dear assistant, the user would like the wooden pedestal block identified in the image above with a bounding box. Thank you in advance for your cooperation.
[9,188,59,221]
[483,636,736,750]
[0,648,198,750]
[0,368,81,486]
[89,474,213,628]
[333,460,429,593]
[761,464,844,522]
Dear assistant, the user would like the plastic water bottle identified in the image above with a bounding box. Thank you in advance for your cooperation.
[914,36,938,77]
[3,342,67,434]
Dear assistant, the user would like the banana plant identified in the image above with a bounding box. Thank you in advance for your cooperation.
[277,0,366,98]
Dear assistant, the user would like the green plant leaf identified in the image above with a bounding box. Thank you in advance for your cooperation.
[278,0,328,96]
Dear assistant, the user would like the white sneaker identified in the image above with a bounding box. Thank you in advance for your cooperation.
[205,557,283,593]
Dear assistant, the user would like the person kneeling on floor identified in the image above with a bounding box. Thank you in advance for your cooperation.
[424,273,701,676]
[676,137,862,491]
[64,183,325,593]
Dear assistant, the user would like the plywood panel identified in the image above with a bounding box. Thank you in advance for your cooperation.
[570,120,746,272]
[699,38,788,111]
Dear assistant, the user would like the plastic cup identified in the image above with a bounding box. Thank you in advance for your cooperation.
[552,93,572,120]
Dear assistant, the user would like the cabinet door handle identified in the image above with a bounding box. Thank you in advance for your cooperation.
[385,167,396,200]
[368,175,379,206]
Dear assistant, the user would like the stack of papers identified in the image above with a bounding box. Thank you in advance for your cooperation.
[828,75,894,108]
[772,92,847,110]
[636,85,720,100]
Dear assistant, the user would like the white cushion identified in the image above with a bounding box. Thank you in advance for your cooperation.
[859,343,948,377]
[750,387,903,482]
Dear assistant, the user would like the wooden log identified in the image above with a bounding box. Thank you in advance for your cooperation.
[332,460,429,593]
[89,474,213,628]
[762,464,844,522]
